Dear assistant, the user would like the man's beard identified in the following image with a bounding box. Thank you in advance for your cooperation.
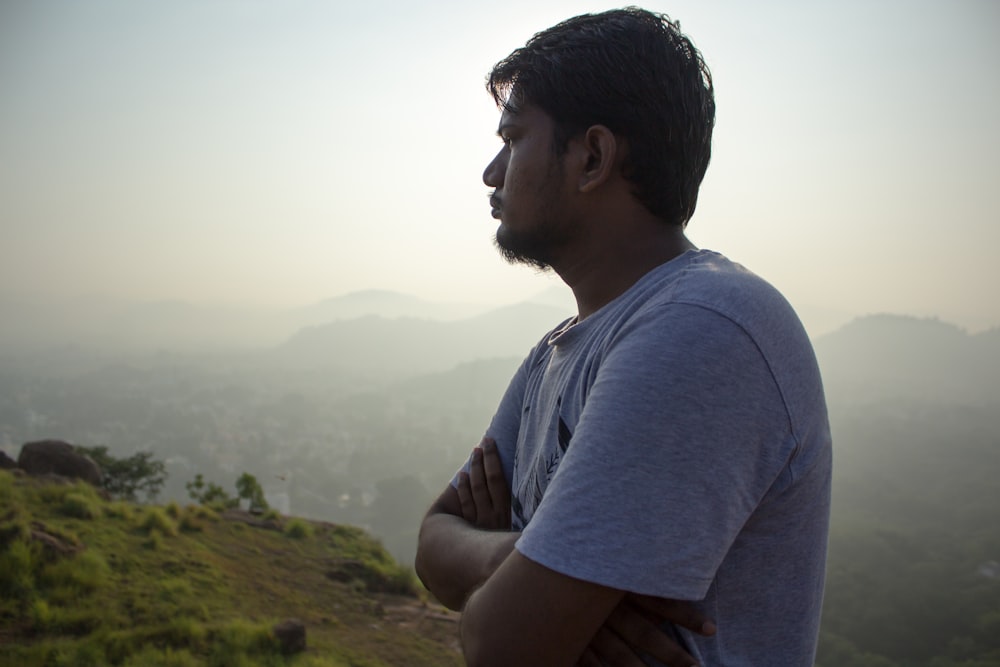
[493,204,576,272]
[493,227,553,271]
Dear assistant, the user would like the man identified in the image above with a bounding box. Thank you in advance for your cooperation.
[415,8,831,667]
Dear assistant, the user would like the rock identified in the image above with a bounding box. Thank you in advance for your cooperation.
[0,450,16,470]
[17,440,103,486]
[272,618,306,654]
[29,521,83,556]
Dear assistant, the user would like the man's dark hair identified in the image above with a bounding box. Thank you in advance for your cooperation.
[487,6,715,227]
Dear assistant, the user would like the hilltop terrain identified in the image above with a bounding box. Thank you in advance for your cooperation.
[0,469,461,666]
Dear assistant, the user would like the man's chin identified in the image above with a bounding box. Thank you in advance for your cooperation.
[493,232,552,271]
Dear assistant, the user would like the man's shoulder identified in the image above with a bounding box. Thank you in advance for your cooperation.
[629,250,802,337]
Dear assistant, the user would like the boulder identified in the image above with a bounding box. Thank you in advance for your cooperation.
[0,450,16,470]
[272,618,306,654]
[17,440,103,486]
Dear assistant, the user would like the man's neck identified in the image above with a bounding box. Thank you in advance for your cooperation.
[557,226,695,321]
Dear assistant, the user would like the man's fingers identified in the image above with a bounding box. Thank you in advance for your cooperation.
[604,603,700,667]
[628,595,716,636]
[587,625,650,667]
[468,446,492,514]
[456,472,477,523]
[481,438,510,522]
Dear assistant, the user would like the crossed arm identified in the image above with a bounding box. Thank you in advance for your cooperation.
[415,438,715,667]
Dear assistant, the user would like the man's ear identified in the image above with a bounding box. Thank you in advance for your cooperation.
[575,124,620,193]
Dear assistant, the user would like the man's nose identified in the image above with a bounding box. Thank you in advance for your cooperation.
[483,148,508,187]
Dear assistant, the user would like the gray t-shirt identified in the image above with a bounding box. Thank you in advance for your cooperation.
[456,249,831,666]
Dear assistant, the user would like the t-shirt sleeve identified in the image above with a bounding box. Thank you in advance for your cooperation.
[515,303,795,600]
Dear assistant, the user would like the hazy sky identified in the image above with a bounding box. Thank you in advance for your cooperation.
[2,0,998,334]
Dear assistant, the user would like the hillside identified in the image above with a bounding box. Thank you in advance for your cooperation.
[272,302,570,375]
[0,470,461,667]
[814,314,1000,406]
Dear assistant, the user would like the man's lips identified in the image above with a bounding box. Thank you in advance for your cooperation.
[489,195,502,219]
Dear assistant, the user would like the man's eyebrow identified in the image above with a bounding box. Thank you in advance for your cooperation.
[496,122,516,137]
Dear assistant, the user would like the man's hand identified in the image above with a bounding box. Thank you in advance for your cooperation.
[457,437,511,530]
[580,594,717,666]
[415,437,519,610]
[453,437,716,666]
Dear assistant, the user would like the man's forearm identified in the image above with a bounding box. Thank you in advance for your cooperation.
[415,510,519,610]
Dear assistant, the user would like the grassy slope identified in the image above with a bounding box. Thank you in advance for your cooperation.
[0,470,462,667]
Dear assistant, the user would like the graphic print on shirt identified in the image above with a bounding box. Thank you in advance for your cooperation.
[511,395,574,529]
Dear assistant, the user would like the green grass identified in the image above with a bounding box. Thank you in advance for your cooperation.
[0,470,460,667]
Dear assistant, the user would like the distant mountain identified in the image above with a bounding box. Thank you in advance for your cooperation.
[814,314,1000,405]
[0,291,493,352]
[523,284,576,311]
[292,290,487,326]
[273,301,573,375]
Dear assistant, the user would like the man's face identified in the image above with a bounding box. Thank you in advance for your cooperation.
[482,103,575,270]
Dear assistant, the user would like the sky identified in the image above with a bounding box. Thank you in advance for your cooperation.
[1,0,998,336]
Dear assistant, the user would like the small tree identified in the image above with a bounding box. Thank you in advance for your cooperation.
[185,473,235,508]
[76,445,166,503]
[235,473,269,514]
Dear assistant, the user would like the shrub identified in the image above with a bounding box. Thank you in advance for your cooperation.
[0,515,30,550]
[235,473,268,513]
[104,501,135,520]
[190,504,219,521]
[284,519,313,540]
[186,474,235,508]
[144,531,163,551]
[59,491,102,520]
[137,507,177,537]
[165,501,182,519]
[30,598,53,631]
[76,445,167,503]
[178,513,203,533]
[0,469,14,504]
[211,619,279,655]
[40,550,110,595]
[0,539,37,603]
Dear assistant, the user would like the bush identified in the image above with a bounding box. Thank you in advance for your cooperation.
[285,519,313,540]
[59,491,102,520]
[0,514,29,550]
[0,469,14,504]
[40,550,110,596]
[211,619,278,656]
[0,539,37,603]
[104,502,135,521]
[178,513,204,533]
[76,445,166,503]
[186,474,235,508]
[235,473,268,513]
[30,598,53,631]
[144,531,163,551]
[137,508,177,537]
[189,505,219,521]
